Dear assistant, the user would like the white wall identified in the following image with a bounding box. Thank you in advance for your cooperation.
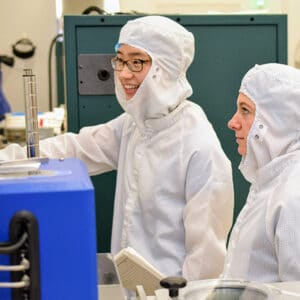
[285,0,300,67]
[1,0,300,113]
[63,0,103,15]
[120,0,300,67]
[0,0,57,112]
[0,0,104,113]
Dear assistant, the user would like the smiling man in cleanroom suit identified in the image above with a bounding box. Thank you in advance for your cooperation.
[0,16,234,281]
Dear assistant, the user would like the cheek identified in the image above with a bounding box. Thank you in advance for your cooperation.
[136,70,150,84]
[245,119,254,136]
[140,64,152,81]
[116,71,122,81]
[138,73,147,83]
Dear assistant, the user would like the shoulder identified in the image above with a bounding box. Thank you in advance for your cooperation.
[79,112,130,137]
[182,100,208,120]
[280,166,300,209]
[179,100,223,148]
[274,159,300,199]
[267,159,300,220]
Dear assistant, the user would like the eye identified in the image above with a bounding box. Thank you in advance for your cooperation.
[115,57,124,63]
[241,106,250,114]
[131,59,142,66]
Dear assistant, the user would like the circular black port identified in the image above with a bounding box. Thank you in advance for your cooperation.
[97,69,110,81]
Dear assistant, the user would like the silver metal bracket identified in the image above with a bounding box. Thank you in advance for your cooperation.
[78,54,115,95]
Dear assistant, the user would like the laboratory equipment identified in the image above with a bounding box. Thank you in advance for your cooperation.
[0,69,98,299]
[12,38,36,59]
[134,278,300,300]
[23,69,39,158]
[0,55,14,121]
[0,158,98,300]
[97,253,125,300]
[63,14,287,252]
[4,112,57,144]
[4,68,62,145]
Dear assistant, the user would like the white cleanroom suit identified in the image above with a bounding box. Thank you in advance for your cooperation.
[0,16,234,280]
[223,63,300,282]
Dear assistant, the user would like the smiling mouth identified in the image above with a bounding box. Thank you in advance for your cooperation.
[123,84,139,99]
[124,84,139,90]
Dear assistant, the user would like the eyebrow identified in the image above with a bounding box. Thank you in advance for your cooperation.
[238,101,255,110]
[239,101,250,106]
[117,50,149,58]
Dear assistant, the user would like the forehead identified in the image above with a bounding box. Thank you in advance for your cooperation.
[117,44,149,58]
[237,92,255,109]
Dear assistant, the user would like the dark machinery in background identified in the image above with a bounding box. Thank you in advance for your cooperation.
[49,6,107,114]
[0,55,14,121]
[48,33,64,111]
[63,14,287,253]
[0,38,36,122]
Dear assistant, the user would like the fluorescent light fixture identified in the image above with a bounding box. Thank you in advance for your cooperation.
[56,0,63,19]
[256,0,265,8]
[104,0,120,13]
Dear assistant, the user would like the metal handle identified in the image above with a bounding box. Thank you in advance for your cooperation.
[0,258,30,272]
[0,275,30,289]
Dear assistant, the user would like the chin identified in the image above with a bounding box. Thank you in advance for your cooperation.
[126,92,137,100]
[238,147,246,156]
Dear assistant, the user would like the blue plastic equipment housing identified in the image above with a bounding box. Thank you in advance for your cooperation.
[0,158,98,300]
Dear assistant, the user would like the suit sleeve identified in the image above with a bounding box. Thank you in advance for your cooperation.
[274,181,300,281]
[182,143,234,280]
[0,113,126,176]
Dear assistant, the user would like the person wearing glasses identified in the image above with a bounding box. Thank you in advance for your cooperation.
[223,63,300,282]
[0,16,233,280]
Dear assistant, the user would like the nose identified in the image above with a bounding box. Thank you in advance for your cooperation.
[118,64,133,79]
[227,112,241,131]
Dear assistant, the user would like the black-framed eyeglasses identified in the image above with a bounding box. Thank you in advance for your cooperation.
[111,57,150,72]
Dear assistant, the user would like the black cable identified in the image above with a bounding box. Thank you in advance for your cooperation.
[0,232,28,254]
[48,33,63,112]
[0,55,14,67]
[12,38,36,59]
[82,6,106,15]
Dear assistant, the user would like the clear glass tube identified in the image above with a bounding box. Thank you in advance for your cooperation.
[23,69,40,158]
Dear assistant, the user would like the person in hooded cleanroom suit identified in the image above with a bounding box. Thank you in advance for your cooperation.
[0,16,233,280]
[223,63,300,282]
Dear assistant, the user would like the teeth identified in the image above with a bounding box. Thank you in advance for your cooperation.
[124,85,138,89]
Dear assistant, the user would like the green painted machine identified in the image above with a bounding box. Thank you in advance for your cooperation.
[63,14,287,252]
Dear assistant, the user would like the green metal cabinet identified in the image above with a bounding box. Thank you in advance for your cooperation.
[64,14,287,252]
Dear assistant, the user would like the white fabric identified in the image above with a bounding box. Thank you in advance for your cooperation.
[222,63,300,282]
[0,16,234,280]
[115,16,194,128]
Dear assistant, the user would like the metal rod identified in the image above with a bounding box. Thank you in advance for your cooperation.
[23,68,40,158]
[0,259,30,272]
[0,275,30,289]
